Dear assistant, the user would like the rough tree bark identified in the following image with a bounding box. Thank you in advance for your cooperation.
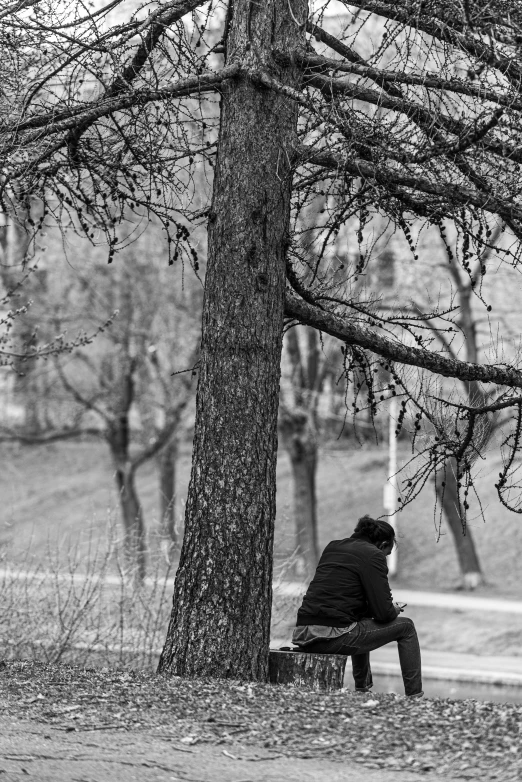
[158,0,308,680]
[269,650,347,690]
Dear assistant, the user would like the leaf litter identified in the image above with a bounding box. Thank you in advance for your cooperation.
[0,660,520,780]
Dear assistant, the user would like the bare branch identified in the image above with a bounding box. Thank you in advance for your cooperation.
[306,22,404,99]
[8,67,239,149]
[285,290,522,390]
[0,0,41,22]
[0,427,102,444]
[306,73,522,165]
[300,52,522,112]
[55,362,111,425]
[132,400,190,470]
[300,146,522,228]
[66,0,208,154]
[345,0,522,90]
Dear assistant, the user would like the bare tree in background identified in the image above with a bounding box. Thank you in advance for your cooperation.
[3,0,522,679]
[280,325,338,579]
[0,219,110,389]
[57,253,198,578]
[0,209,66,429]
[0,248,198,578]
[419,225,503,588]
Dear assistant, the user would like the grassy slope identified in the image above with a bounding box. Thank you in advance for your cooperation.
[280,444,522,598]
[3,438,522,658]
[1,438,521,598]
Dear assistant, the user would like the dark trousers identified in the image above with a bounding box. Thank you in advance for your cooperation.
[309,616,422,697]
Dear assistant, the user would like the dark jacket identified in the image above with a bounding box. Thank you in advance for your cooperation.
[296,534,397,626]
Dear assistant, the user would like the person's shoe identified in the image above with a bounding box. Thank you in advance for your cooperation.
[407,690,424,699]
[355,686,373,693]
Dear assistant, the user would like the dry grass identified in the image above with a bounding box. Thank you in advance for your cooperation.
[0,534,307,670]
[0,535,174,670]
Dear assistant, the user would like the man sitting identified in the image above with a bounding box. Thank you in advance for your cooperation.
[292,514,423,697]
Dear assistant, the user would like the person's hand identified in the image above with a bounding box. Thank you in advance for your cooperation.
[395,601,407,614]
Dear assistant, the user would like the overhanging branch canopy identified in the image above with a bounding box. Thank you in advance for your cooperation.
[2,0,521,250]
[284,291,522,390]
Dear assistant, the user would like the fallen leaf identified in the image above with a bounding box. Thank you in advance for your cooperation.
[180,736,199,745]
[25,694,44,704]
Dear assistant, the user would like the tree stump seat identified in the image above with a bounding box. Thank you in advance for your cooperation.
[269,648,348,691]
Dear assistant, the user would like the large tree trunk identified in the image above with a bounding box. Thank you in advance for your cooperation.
[435,458,483,589]
[158,0,308,681]
[280,411,319,580]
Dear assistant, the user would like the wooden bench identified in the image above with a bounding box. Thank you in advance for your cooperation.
[269,648,348,691]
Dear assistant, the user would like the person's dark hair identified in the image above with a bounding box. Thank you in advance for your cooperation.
[354,515,396,548]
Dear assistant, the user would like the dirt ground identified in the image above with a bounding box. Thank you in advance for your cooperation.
[0,714,441,782]
[1,661,521,782]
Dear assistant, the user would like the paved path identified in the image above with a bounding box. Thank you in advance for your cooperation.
[370,647,522,685]
[0,715,439,782]
[391,588,522,615]
[275,581,522,614]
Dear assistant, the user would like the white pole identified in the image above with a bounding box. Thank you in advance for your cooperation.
[383,395,398,576]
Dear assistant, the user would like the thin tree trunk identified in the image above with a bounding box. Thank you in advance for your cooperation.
[282,327,319,577]
[281,412,318,579]
[158,0,307,681]
[442,285,485,589]
[289,442,318,579]
[0,216,46,432]
[108,368,147,581]
[158,437,178,549]
[436,269,488,588]
[435,458,483,589]
[114,461,147,582]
